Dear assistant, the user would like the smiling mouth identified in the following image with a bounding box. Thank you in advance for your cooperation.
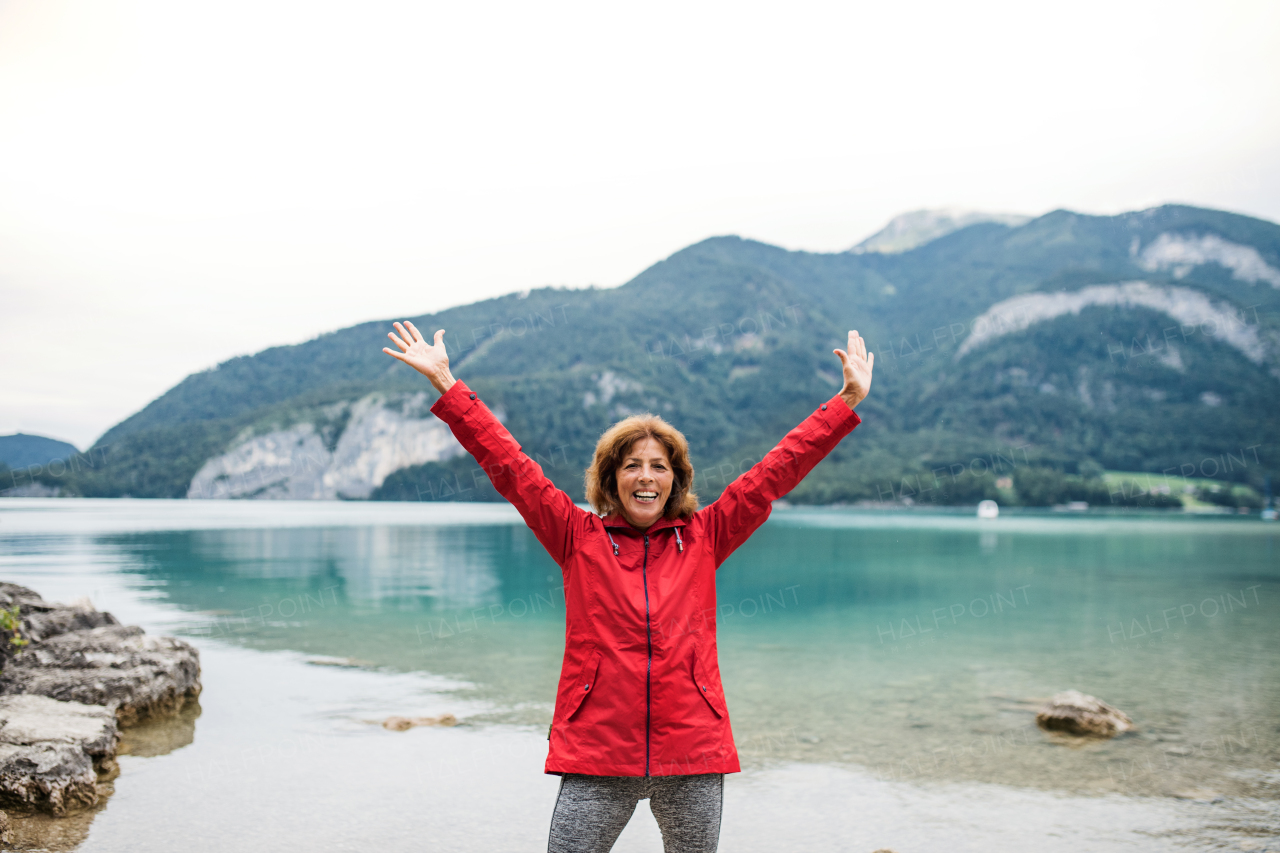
[632,491,659,504]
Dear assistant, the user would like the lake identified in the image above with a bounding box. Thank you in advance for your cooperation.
[1,498,1277,851]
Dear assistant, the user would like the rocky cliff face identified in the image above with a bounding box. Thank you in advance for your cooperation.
[957,280,1275,369]
[1137,232,1280,287]
[187,392,466,500]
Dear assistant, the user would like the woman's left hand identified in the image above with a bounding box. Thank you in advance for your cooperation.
[834,330,874,410]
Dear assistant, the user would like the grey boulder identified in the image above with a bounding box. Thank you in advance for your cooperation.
[0,695,118,815]
[0,625,201,727]
[0,582,204,818]
[1035,690,1133,737]
[0,582,121,671]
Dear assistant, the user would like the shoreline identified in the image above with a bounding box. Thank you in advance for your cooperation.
[7,639,1274,852]
[0,497,1274,539]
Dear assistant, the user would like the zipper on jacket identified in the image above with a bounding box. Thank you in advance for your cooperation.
[642,533,652,777]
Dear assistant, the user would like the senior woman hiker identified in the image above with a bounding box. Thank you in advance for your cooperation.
[383,321,873,853]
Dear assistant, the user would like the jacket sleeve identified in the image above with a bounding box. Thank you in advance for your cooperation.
[700,395,861,567]
[430,380,589,567]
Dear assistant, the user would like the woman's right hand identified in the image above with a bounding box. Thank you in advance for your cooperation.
[834,329,874,410]
[383,321,456,395]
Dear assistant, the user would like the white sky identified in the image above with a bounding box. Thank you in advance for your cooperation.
[2,0,1278,450]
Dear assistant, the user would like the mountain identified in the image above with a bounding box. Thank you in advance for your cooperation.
[0,434,80,470]
[10,204,1279,509]
[850,208,1032,254]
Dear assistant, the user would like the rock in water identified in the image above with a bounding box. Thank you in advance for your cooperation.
[5,585,122,645]
[0,582,202,817]
[380,713,458,730]
[1035,690,1133,737]
[0,695,119,815]
[0,583,122,673]
[0,626,201,727]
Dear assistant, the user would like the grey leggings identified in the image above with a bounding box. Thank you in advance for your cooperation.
[547,773,723,853]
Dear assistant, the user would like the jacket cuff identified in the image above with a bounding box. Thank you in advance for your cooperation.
[817,395,862,439]
[429,379,479,424]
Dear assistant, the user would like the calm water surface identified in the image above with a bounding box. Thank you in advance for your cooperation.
[0,499,1276,852]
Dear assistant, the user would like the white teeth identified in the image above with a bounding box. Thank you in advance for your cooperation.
[634,491,657,501]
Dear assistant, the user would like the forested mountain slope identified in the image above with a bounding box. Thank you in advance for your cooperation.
[17,204,1279,508]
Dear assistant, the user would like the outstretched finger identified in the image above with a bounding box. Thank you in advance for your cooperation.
[433,329,446,348]
[404,321,424,343]
[867,351,875,372]
[833,348,850,371]
[382,347,408,363]
[388,331,410,351]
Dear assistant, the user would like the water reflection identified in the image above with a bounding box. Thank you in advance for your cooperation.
[123,525,552,614]
[118,701,201,758]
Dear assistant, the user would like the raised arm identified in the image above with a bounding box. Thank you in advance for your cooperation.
[702,330,874,565]
[384,321,587,566]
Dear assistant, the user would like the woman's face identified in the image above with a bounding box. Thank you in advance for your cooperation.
[615,436,674,531]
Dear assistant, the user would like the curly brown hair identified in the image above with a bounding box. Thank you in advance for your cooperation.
[584,414,699,520]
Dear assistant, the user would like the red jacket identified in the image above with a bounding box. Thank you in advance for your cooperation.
[430,380,860,776]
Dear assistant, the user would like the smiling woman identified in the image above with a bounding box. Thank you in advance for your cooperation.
[584,417,698,530]
[382,320,872,853]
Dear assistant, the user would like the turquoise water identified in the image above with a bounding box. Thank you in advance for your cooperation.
[1,499,1277,851]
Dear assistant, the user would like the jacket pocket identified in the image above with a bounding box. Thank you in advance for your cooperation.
[693,651,727,718]
[563,650,602,721]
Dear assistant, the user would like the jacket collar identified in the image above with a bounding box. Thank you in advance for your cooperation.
[601,513,688,534]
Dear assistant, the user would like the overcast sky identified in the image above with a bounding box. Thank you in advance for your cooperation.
[2,0,1278,449]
